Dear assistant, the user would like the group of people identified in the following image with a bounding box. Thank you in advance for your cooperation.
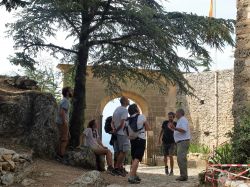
[158,110,191,181]
[55,86,191,184]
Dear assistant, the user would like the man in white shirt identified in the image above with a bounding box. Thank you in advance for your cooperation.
[112,96,130,176]
[169,109,190,181]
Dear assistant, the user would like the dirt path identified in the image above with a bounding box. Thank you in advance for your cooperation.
[102,166,201,187]
[9,159,202,187]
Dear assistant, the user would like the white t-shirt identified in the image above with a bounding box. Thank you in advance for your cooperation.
[113,106,128,135]
[83,128,100,149]
[174,116,191,143]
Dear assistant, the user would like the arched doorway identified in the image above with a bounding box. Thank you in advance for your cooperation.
[98,91,152,164]
[101,97,142,150]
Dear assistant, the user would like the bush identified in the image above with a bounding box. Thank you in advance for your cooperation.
[208,143,233,164]
[230,112,250,164]
[189,143,210,154]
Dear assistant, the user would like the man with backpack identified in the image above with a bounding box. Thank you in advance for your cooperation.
[112,96,130,176]
[125,104,150,184]
[104,116,118,166]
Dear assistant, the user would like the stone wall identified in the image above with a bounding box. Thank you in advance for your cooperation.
[58,64,235,162]
[177,70,234,148]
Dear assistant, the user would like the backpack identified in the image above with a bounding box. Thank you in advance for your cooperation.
[104,116,113,134]
[124,114,144,140]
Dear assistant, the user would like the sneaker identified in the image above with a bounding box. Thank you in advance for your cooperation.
[176,176,188,181]
[135,175,141,181]
[128,177,140,184]
[107,166,116,176]
[169,170,174,176]
[55,154,63,162]
[113,168,126,177]
[122,167,129,174]
[165,166,169,175]
[118,168,127,177]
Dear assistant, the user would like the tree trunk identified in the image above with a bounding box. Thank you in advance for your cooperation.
[69,43,89,147]
[233,0,250,124]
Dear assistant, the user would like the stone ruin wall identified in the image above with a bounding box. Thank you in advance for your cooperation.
[176,70,234,148]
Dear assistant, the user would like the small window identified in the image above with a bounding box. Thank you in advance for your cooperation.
[204,131,210,136]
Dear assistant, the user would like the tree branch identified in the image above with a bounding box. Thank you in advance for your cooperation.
[88,0,112,34]
[60,12,81,36]
[88,33,137,46]
[25,43,78,54]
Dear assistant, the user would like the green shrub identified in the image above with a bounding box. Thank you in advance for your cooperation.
[230,112,250,164]
[189,143,210,154]
[209,143,233,164]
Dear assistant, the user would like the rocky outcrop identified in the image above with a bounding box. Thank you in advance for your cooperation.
[69,170,108,187]
[0,89,58,158]
[4,76,38,90]
[65,146,98,170]
[0,148,33,186]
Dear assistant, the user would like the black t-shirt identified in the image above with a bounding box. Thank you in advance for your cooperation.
[161,120,176,144]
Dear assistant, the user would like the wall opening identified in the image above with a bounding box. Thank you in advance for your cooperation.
[101,98,142,151]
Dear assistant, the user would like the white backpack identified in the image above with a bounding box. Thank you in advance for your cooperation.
[124,114,144,140]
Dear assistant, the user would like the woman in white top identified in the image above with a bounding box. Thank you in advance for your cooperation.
[83,120,114,173]
[127,104,151,184]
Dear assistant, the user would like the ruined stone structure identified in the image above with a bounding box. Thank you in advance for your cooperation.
[234,0,250,123]
[177,70,234,147]
[58,64,234,165]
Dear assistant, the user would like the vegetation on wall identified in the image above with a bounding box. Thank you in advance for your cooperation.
[230,110,250,164]
[189,143,210,155]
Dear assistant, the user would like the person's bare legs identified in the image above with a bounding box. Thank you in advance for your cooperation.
[169,155,174,175]
[114,151,118,166]
[164,155,169,174]
[164,155,168,167]
[94,148,113,167]
[115,151,126,168]
[129,159,140,177]
[59,140,68,156]
[58,124,69,157]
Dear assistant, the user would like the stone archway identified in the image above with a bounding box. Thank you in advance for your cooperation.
[58,64,177,165]
[99,91,149,116]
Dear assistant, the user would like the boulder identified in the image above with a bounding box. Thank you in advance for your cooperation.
[96,155,106,171]
[1,173,14,186]
[4,76,38,90]
[0,148,33,186]
[21,178,36,186]
[0,90,58,158]
[65,147,97,170]
[69,170,108,187]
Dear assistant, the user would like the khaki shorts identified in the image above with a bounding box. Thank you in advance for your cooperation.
[58,123,69,141]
